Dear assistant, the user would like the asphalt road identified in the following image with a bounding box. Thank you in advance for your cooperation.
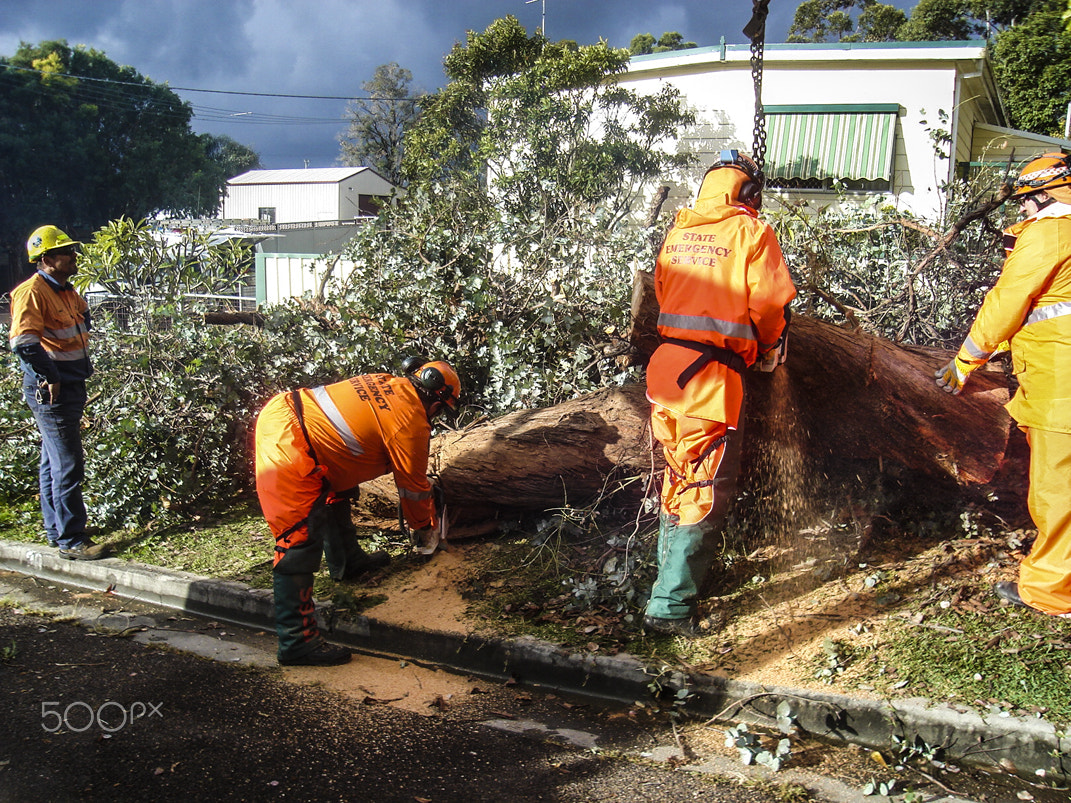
[0,571,837,803]
[3,569,1063,803]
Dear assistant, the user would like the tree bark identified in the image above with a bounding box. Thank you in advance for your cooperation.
[358,383,660,527]
[630,268,1015,487]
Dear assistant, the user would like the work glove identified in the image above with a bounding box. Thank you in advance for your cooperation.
[934,355,980,395]
[411,526,440,556]
[756,334,788,373]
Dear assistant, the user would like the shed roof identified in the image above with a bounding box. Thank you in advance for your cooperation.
[227,167,371,186]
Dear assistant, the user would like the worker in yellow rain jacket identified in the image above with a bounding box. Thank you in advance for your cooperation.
[643,151,797,636]
[936,152,1071,617]
[255,359,460,665]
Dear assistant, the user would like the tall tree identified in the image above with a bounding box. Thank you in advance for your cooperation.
[331,16,697,412]
[788,0,907,42]
[204,134,262,180]
[896,0,987,40]
[0,40,254,284]
[338,62,423,186]
[404,16,694,217]
[629,31,698,55]
[991,1,1071,134]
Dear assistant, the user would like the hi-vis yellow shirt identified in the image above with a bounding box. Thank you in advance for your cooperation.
[958,203,1071,433]
[8,272,91,383]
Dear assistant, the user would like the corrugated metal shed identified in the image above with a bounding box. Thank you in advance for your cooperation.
[222,167,396,224]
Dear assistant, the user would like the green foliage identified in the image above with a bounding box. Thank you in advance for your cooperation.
[788,1,907,43]
[991,2,1071,135]
[202,134,262,184]
[725,722,793,770]
[339,63,424,186]
[769,156,1011,347]
[629,32,698,55]
[75,217,254,301]
[404,15,696,206]
[0,40,259,268]
[896,0,985,40]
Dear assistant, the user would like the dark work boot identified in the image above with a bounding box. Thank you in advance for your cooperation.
[322,499,389,580]
[339,549,390,581]
[274,572,349,665]
[643,615,703,638]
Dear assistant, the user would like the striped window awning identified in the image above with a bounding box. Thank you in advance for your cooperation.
[764,104,900,183]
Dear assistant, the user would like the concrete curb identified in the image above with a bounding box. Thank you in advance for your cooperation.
[2,539,1067,784]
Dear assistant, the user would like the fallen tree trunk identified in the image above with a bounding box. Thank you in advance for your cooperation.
[630,268,1018,488]
[359,270,1024,527]
[359,384,660,527]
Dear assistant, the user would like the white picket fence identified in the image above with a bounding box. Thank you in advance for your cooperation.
[256,254,357,306]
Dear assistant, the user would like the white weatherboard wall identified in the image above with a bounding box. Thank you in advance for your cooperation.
[256,254,357,306]
[620,42,1001,220]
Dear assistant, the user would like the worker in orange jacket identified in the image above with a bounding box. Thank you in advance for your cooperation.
[255,359,460,665]
[644,151,797,636]
[9,225,108,561]
[936,152,1071,618]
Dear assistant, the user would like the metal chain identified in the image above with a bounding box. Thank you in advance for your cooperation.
[746,0,770,178]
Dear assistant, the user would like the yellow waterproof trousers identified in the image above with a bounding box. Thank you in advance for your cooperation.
[1018,427,1071,617]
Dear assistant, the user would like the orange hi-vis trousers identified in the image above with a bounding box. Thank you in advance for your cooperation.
[651,405,742,527]
[255,392,328,571]
[1018,427,1071,616]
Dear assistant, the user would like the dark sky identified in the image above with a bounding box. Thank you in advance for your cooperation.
[1,0,918,169]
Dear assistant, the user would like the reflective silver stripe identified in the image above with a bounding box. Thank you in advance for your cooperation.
[962,335,991,360]
[44,323,85,339]
[399,486,432,501]
[309,386,364,457]
[47,349,88,362]
[658,312,755,341]
[10,333,41,349]
[1026,300,1071,326]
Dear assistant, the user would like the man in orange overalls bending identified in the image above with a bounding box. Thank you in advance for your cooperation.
[255,359,460,665]
[644,151,796,637]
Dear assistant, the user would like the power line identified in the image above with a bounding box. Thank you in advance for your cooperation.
[1,63,385,127]
[2,63,366,101]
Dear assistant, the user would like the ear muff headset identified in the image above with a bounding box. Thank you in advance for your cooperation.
[401,355,460,409]
[706,149,764,210]
[401,355,444,391]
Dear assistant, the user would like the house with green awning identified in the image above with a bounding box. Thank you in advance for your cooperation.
[620,40,1068,221]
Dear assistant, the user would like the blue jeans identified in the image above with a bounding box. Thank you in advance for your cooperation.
[23,377,88,549]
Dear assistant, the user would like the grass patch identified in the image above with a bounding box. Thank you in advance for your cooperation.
[880,607,1071,723]
[117,499,275,585]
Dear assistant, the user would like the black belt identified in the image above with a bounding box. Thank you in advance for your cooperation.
[290,390,319,463]
[662,337,746,388]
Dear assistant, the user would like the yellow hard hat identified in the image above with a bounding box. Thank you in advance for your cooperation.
[27,225,81,262]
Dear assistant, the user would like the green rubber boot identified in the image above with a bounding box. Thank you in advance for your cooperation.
[644,513,717,621]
